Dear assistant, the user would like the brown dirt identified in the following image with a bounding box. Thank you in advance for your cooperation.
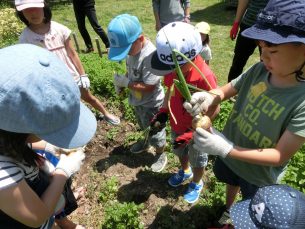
[69,117,220,229]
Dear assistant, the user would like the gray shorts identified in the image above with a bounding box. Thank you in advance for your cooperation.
[171,131,208,168]
[134,105,166,148]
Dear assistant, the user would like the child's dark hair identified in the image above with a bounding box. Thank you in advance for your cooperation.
[0,129,39,166]
[16,2,52,26]
[202,34,210,46]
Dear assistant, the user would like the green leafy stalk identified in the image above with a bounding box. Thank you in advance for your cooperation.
[172,50,191,102]
[173,49,213,90]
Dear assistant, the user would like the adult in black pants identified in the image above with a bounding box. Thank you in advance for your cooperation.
[72,0,109,52]
[227,0,268,83]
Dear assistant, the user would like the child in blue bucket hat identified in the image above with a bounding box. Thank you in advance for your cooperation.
[231,184,305,228]
[183,0,305,226]
[0,44,96,228]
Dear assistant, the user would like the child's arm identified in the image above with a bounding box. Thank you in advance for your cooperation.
[184,82,238,117]
[193,128,305,167]
[229,129,305,166]
[113,74,157,92]
[128,82,156,92]
[65,37,85,75]
[0,171,67,227]
[230,0,249,40]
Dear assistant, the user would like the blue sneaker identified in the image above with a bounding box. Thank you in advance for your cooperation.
[184,180,204,204]
[168,169,193,187]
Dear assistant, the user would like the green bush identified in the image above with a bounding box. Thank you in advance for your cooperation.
[102,202,144,229]
[80,53,135,121]
[0,8,24,48]
[282,147,305,193]
[213,100,234,131]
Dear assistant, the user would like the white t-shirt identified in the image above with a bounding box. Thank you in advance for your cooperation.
[19,21,80,81]
[199,44,212,62]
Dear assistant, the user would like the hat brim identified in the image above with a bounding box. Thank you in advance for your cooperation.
[145,51,176,76]
[231,199,257,229]
[108,43,133,61]
[38,102,97,149]
[242,24,305,44]
[16,3,44,11]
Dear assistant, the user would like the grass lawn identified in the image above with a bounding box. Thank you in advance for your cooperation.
[50,0,260,86]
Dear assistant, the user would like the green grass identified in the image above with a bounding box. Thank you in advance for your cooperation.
[2,0,260,85]
[49,0,260,86]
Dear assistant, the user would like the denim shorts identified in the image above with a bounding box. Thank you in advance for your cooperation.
[213,157,259,200]
[171,131,208,168]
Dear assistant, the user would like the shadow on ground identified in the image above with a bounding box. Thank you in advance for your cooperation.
[148,204,225,229]
[95,145,158,170]
[192,2,236,25]
[117,169,186,203]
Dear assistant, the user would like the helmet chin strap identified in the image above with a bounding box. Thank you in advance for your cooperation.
[293,61,305,82]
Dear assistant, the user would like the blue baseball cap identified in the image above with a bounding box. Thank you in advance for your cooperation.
[242,0,305,44]
[0,44,97,148]
[107,14,142,61]
[231,184,305,228]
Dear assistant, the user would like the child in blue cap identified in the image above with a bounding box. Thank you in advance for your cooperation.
[107,14,167,173]
[0,44,96,229]
[184,0,305,226]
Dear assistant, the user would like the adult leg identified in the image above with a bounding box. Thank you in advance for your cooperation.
[227,24,259,82]
[73,3,93,49]
[85,5,110,48]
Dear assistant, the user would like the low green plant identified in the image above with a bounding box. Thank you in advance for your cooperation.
[102,202,144,229]
[282,147,305,193]
[99,176,119,202]
[212,100,234,131]
[0,7,24,48]
[106,127,120,141]
[123,131,145,147]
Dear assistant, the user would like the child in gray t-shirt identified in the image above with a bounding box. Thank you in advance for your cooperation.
[107,14,167,173]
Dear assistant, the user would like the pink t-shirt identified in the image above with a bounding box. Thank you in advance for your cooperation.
[19,21,79,81]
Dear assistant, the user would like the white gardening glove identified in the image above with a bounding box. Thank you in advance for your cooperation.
[77,74,90,89]
[183,91,215,116]
[55,150,85,178]
[193,127,233,158]
[45,143,85,155]
[113,73,130,88]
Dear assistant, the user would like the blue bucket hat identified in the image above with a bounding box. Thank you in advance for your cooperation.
[242,0,305,44]
[107,14,142,61]
[231,184,305,228]
[0,44,97,148]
